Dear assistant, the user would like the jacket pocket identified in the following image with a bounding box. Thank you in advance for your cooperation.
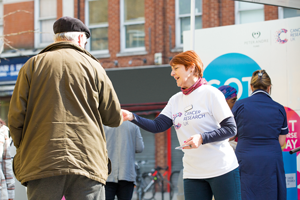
[108,158,112,175]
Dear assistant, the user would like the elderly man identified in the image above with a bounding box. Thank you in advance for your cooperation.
[8,16,122,200]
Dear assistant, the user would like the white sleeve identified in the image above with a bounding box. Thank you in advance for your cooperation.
[210,88,233,123]
[160,97,174,120]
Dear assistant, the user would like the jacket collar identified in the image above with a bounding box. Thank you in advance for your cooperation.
[251,89,271,99]
[39,42,99,63]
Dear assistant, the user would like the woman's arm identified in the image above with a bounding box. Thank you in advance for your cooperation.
[200,116,237,144]
[279,135,286,147]
[184,116,237,148]
[122,109,173,133]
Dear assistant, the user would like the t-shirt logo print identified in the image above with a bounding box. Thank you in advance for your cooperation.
[173,112,182,130]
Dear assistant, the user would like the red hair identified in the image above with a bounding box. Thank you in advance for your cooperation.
[169,50,204,78]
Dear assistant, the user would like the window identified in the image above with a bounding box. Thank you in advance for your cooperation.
[176,0,202,47]
[63,0,74,17]
[85,0,109,53]
[34,0,57,48]
[235,1,264,24]
[120,0,145,52]
[278,7,300,19]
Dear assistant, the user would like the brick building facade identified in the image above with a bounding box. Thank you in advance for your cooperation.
[0,0,299,176]
[2,1,296,67]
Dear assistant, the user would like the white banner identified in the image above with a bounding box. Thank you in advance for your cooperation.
[235,0,300,9]
[183,17,300,116]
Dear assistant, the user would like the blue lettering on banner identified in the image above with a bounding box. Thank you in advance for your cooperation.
[0,56,31,82]
[290,28,300,41]
[203,53,261,100]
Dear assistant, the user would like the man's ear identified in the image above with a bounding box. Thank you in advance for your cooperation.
[76,34,81,45]
[77,34,84,48]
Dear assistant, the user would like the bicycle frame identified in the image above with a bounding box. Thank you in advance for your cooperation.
[135,162,175,200]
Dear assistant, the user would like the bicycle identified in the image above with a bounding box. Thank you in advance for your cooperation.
[169,170,180,197]
[135,161,177,200]
[135,160,147,200]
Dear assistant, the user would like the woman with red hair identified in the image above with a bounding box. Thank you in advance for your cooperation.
[122,50,241,200]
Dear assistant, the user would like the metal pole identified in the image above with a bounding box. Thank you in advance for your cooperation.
[190,0,195,50]
[77,0,80,19]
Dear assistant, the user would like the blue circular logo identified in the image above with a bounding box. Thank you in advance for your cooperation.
[203,53,261,100]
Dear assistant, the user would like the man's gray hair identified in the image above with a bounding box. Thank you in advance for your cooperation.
[54,32,86,42]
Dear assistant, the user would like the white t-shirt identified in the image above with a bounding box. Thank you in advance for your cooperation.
[161,85,238,179]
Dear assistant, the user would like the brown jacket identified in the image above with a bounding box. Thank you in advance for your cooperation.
[8,42,122,185]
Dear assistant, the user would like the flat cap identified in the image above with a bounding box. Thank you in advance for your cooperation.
[53,16,91,38]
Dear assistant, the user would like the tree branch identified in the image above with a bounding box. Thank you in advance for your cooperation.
[0,30,39,37]
[2,10,31,19]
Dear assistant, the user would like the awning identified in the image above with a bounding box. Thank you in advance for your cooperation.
[121,102,167,115]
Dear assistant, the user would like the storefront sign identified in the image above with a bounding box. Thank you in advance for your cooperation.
[0,57,30,82]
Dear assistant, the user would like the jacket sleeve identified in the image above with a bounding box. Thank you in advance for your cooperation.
[8,60,32,148]
[97,67,123,127]
[134,125,144,153]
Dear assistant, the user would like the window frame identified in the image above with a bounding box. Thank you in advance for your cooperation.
[235,1,264,24]
[278,7,300,19]
[278,7,284,19]
[85,0,109,55]
[175,0,202,48]
[34,0,57,49]
[120,0,146,53]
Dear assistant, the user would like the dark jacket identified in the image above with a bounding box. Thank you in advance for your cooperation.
[8,42,122,185]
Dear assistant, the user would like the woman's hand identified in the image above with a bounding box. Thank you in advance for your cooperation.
[183,134,203,149]
[229,135,237,141]
[121,109,134,121]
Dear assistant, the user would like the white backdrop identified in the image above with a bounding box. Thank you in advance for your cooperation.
[184,16,300,115]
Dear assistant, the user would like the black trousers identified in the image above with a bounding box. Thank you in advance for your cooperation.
[105,180,134,200]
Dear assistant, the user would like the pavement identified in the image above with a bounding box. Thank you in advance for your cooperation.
[131,191,181,200]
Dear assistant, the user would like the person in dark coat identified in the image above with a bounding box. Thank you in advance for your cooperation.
[232,69,288,200]
[8,16,123,200]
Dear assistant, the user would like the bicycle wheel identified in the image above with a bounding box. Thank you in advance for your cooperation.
[142,173,156,200]
[136,185,143,200]
[170,171,180,200]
